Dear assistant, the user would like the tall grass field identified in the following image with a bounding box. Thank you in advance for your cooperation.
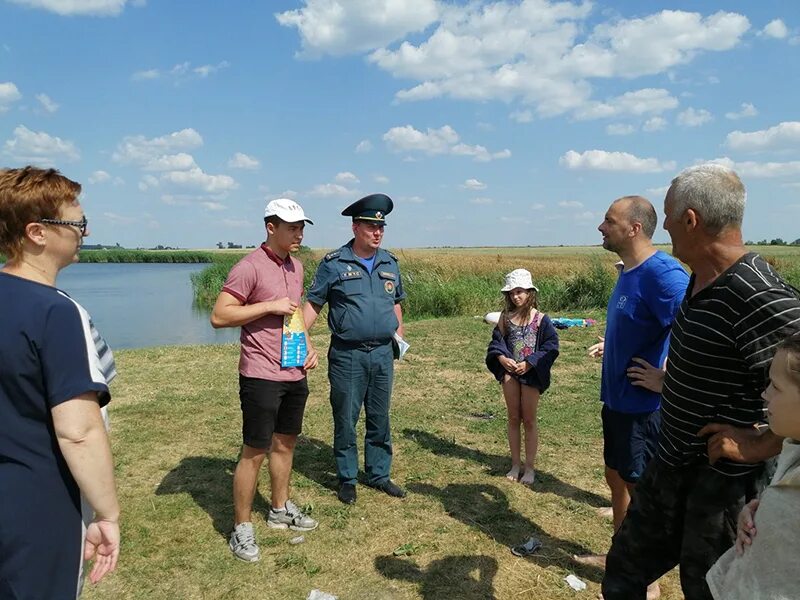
[190,245,800,318]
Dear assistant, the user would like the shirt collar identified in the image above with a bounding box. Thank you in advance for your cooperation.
[261,243,287,266]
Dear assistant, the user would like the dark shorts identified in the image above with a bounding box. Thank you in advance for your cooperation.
[602,404,661,483]
[239,375,309,449]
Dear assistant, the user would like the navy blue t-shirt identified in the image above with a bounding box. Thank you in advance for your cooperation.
[0,272,116,596]
[601,251,688,414]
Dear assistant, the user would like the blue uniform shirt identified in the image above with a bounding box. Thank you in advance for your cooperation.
[306,240,406,343]
[601,251,689,414]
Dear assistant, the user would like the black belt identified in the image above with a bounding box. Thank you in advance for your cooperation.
[332,338,391,352]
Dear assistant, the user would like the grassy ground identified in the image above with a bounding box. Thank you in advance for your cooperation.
[83,314,686,600]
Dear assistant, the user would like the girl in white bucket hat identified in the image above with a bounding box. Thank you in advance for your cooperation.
[486,268,560,485]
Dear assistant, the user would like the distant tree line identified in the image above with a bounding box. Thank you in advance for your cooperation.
[745,239,800,246]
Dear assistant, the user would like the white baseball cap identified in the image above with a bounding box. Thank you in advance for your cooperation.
[264,198,313,224]
[500,268,538,292]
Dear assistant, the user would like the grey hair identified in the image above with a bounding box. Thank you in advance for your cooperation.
[669,163,746,233]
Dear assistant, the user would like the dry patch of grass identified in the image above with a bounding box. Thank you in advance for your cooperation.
[85,316,682,600]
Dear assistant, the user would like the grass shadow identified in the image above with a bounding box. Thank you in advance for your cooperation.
[155,455,269,539]
[403,428,608,508]
[375,554,498,599]
[409,482,604,583]
[291,436,340,492]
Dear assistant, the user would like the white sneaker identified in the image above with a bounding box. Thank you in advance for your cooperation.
[267,499,319,531]
[229,521,260,562]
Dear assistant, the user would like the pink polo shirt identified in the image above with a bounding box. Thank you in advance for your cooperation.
[222,244,305,382]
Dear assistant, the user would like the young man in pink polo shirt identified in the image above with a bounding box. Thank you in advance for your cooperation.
[211,198,319,562]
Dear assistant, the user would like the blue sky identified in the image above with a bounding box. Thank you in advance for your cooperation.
[1,0,799,249]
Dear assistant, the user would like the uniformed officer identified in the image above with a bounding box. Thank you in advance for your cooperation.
[302,193,406,504]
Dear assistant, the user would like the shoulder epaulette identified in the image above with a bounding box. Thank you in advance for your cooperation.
[324,251,341,262]
[386,250,398,261]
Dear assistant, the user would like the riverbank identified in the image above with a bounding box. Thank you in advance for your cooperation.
[83,316,684,600]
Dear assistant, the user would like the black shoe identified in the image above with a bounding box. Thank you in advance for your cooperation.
[337,483,357,505]
[370,479,406,498]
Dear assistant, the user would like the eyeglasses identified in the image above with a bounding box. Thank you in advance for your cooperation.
[40,215,88,236]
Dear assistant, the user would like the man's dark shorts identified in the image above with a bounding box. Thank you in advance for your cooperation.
[602,403,661,483]
[239,375,309,449]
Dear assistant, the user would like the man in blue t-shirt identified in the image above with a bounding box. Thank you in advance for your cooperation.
[575,196,688,594]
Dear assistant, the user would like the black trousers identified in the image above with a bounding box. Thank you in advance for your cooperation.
[602,457,759,600]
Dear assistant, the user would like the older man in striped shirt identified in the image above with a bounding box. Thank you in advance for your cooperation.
[602,164,800,600]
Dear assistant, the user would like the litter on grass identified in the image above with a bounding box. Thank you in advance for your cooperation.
[564,574,587,591]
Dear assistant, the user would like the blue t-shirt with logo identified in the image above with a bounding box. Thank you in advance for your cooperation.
[601,251,689,414]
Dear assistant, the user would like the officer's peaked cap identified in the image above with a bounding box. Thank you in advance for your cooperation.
[342,193,393,225]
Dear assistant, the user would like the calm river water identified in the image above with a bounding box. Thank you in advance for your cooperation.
[57,263,240,350]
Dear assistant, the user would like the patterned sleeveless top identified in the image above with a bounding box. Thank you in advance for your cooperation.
[504,311,541,362]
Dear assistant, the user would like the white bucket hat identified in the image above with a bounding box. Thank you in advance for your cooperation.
[264,198,313,224]
[501,268,538,292]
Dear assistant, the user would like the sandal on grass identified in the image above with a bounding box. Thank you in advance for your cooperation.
[511,537,542,557]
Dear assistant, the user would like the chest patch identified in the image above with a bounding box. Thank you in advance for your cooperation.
[384,280,395,294]
[340,270,363,280]
[616,295,628,309]
[378,271,396,280]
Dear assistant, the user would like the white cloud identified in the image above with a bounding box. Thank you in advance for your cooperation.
[161,168,238,193]
[470,197,493,205]
[131,69,159,81]
[560,149,676,173]
[6,0,138,16]
[510,110,533,123]
[725,122,800,152]
[132,61,229,83]
[35,93,59,114]
[361,6,748,119]
[705,157,800,178]
[374,174,389,184]
[334,171,360,184]
[558,200,584,208]
[227,152,260,170]
[201,201,226,211]
[88,170,111,184]
[383,124,511,162]
[461,178,486,190]
[275,0,440,57]
[402,195,425,204]
[3,125,80,165]
[139,174,159,191]
[677,107,713,127]
[270,189,299,200]
[574,88,678,121]
[762,19,788,39]
[143,153,197,172]
[725,102,758,120]
[606,123,635,136]
[646,185,670,197]
[564,10,750,78]
[0,82,22,112]
[308,183,353,197]
[355,140,372,153]
[643,116,667,132]
[113,128,203,170]
[194,61,230,78]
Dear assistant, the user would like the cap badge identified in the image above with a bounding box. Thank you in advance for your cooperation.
[375,211,383,219]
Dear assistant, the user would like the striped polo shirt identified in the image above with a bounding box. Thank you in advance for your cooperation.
[659,253,800,476]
